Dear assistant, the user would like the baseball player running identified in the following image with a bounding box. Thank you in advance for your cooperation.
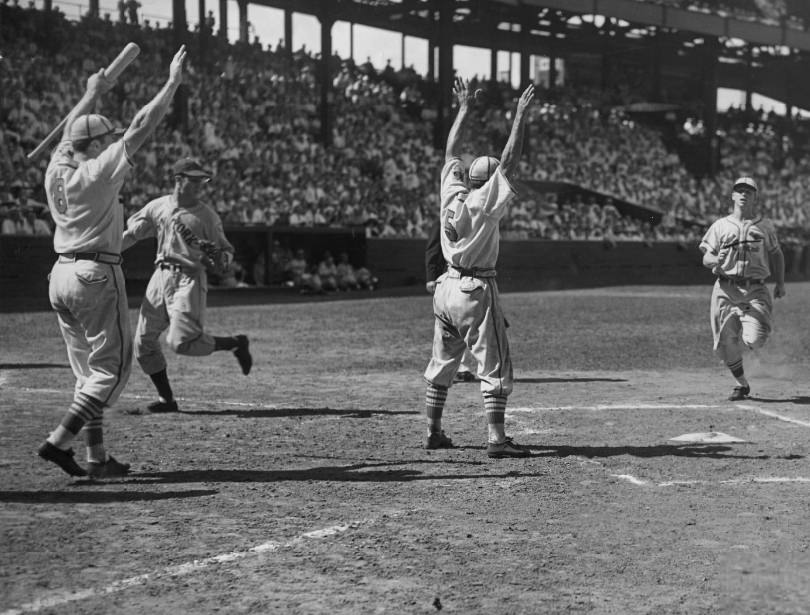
[699,176,785,401]
[122,157,252,414]
[38,45,187,478]
[422,78,534,458]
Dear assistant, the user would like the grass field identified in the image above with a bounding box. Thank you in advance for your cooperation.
[3,282,810,614]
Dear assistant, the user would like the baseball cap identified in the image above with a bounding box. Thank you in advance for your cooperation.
[469,156,500,183]
[172,157,213,179]
[733,176,758,192]
[68,114,124,142]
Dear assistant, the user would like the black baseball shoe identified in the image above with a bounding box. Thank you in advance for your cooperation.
[425,430,454,450]
[234,335,252,375]
[729,385,750,401]
[38,441,87,477]
[148,399,178,413]
[87,455,131,479]
[487,437,531,459]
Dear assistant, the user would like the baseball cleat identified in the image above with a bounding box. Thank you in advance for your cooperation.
[147,399,179,413]
[234,334,252,375]
[87,455,131,479]
[728,385,750,401]
[425,430,454,450]
[453,371,477,383]
[38,441,87,477]
[487,437,531,458]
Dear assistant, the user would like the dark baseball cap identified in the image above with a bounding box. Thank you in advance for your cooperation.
[69,114,125,142]
[172,157,213,179]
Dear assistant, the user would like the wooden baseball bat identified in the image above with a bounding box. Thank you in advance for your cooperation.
[26,42,140,160]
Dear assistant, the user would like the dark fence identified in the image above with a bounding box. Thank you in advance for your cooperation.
[3,229,810,312]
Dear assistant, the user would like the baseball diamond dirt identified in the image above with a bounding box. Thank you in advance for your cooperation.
[3,282,810,614]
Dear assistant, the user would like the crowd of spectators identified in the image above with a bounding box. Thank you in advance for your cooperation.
[3,2,810,254]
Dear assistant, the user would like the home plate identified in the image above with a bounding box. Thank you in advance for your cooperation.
[669,431,748,444]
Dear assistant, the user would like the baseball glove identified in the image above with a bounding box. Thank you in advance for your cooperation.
[198,240,232,275]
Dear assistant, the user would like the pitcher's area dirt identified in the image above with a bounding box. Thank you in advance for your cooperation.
[3,284,810,614]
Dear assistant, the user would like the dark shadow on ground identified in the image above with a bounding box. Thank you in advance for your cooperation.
[0,489,218,503]
[748,396,810,405]
[115,460,547,484]
[0,363,69,370]
[171,408,419,419]
[514,377,628,384]
[532,443,795,460]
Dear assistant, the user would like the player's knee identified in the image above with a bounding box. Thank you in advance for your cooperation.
[166,333,191,355]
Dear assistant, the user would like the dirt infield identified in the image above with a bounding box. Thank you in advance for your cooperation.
[3,283,810,614]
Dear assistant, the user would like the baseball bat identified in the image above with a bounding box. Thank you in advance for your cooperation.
[26,42,141,160]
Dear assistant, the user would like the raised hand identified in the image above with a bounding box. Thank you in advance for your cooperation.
[453,77,481,108]
[87,68,116,97]
[516,84,535,114]
[169,45,186,83]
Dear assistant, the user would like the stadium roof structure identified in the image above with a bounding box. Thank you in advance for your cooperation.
[251,0,810,110]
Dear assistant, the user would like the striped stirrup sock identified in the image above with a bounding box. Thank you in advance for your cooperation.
[425,383,448,434]
[484,393,507,444]
[48,393,104,450]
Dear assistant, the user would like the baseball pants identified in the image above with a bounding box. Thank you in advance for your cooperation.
[135,268,215,376]
[711,279,773,364]
[49,260,132,406]
[423,272,513,396]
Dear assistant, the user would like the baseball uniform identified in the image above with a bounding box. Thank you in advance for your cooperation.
[123,158,251,413]
[41,125,133,474]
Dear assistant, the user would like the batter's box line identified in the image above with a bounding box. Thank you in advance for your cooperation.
[1,519,376,615]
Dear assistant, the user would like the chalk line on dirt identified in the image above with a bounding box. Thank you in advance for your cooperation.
[614,474,810,488]
[509,404,724,412]
[736,404,810,428]
[1,520,366,615]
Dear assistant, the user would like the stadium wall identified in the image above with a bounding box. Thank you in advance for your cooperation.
[3,232,810,312]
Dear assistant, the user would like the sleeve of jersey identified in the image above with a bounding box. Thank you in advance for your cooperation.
[440,158,468,210]
[763,220,781,252]
[87,139,133,185]
[698,224,717,254]
[47,141,74,172]
[477,168,517,220]
[125,202,157,241]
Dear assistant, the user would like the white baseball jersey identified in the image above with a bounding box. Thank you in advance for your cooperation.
[699,215,780,280]
[45,139,132,253]
[124,195,233,271]
[440,157,517,269]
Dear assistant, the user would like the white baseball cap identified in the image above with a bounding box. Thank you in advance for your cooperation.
[469,156,500,184]
[733,176,758,192]
[69,114,124,142]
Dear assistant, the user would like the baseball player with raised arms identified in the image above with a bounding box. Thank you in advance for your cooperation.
[38,45,187,478]
[122,157,252,413]
[699,176,785,401]
[422,78,534,458]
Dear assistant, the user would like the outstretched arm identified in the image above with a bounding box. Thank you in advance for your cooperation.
[445,78,480,161]
[123,45,186,155]
[61,69,116,141]
[498,84,535,181]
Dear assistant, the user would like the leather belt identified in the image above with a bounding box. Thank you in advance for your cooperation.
[718,276,765,287]
[448,264,497,279]
[58,252,123,265]
[158,262,184,272]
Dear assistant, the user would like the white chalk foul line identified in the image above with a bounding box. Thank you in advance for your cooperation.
[736,404,810,428]
[1,521,364,615]
[510,404,723,413]
[614,474,810,488]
